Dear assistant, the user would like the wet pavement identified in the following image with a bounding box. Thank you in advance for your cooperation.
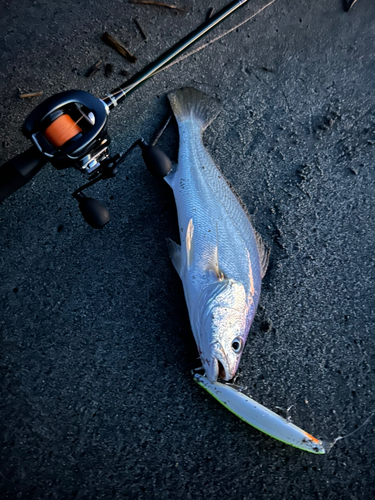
[0,1,374,498]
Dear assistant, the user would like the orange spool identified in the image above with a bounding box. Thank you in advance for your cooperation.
[44,114,82,148]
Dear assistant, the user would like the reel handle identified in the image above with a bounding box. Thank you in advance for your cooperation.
[0,146,47,202]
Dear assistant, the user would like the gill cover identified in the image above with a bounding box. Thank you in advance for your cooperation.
[196,279,248,381]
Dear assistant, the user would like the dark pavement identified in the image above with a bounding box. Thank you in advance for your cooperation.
[0,0,374,498]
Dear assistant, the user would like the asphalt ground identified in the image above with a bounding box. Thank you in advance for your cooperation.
[0,0,374,498]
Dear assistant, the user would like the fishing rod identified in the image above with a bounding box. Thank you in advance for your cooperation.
[0,0,250,228]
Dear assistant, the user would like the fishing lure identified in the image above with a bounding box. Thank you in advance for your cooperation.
[194,373,328,454]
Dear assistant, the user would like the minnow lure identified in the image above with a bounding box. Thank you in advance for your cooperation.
[194,373,328,454]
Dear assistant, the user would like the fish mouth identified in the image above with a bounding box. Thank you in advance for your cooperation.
[202,342,233,383]
[217,359,227,380]
[204,355,230,383]
[212,342,231,381]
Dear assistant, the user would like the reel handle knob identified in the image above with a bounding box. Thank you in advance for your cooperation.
[140,141,172,178]
[76,193,110,229]
[0,146,47,202]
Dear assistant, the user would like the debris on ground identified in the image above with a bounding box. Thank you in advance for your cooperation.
[206,7,214,20]
[85,60,102,78]
[19,91,43,98]
[105,63,114,78]
[128,0,188,13]
[151,112,173,146]
[101,32,137,63]
[134,18,147,40]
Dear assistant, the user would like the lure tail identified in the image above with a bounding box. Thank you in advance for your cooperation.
[168,87,222,131]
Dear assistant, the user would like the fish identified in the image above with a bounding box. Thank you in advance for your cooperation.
[165,87,269,383]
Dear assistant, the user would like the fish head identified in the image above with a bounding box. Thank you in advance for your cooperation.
[197,279,249,383]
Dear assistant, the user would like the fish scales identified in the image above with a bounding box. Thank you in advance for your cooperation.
[165,88,267,383]
[174,122,258,292]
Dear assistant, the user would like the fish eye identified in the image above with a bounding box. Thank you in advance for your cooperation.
[232,338,242,354]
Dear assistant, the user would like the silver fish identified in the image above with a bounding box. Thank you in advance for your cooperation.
[165,88,268,383]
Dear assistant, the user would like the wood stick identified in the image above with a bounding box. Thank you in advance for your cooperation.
[134,18,147,40]
[19,92,43,98]
[128,0,188,12]
[86,60,102,78]
[206,7,214,20]
[101,32,137,63]
[151,112,173,146]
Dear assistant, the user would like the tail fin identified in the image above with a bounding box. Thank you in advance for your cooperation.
[167,87,222,131]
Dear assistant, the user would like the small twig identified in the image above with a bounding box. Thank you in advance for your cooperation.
[86,59,102,78]
[206,7,214,21]
[128,0,188,12]
[19,91,43,98]
[344,0,359,11]
[134,18,147,40]
[101,32,137,63]
[87,67,100,78]
[151,112,173,146]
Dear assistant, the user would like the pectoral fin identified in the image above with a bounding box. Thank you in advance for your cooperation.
[167,218,194,277]
[167,239,182,277]
[164,162,178,188]
[186,218,194,269]
[206,223,226,280]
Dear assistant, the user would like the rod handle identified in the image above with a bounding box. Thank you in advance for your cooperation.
[0,146,47,202]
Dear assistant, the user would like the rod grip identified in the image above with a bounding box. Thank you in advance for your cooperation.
[0,146,47,202]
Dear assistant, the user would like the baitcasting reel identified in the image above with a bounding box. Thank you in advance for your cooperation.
[0,0,249,228]
[0,89,172,228]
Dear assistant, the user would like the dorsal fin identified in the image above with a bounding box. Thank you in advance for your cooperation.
[255,230,270,279]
